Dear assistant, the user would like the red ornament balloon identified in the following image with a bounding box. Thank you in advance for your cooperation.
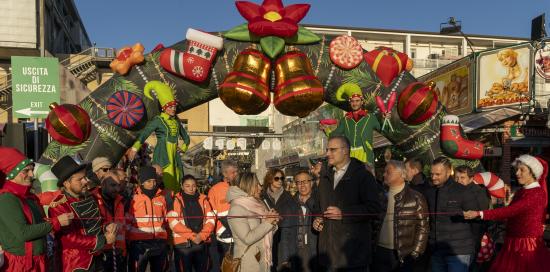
[45,103,91,146]
[397,82,438,125]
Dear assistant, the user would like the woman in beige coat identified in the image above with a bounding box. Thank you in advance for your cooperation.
[227,173,279,272]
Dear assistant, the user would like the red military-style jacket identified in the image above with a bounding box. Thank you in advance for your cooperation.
[48,190,108,272]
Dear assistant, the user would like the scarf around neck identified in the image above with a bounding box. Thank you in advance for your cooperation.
[267,186,284,205]
[181,192,203,233]
[141,186,157,199]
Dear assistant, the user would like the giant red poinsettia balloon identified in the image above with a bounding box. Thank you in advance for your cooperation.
[236,0,310,38]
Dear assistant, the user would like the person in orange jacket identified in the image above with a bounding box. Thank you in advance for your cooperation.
[127,166,168,272]
[207,160,239,272]
[90,172,127,272]
[168,175,215,272]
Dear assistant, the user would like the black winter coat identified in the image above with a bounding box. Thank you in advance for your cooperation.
[424,178,478,255]
[317,158,384,270]
[262,189,299,268]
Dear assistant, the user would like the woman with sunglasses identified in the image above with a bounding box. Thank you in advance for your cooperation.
[261,168,300,271]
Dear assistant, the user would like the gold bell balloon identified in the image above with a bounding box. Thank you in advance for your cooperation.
[45,102,92,146]
[219,48,271,115]
[274,50,324,118]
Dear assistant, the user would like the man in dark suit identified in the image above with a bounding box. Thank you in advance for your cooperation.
[313,135,383,271]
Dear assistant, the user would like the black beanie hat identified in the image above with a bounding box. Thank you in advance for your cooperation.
[139,166,157,184]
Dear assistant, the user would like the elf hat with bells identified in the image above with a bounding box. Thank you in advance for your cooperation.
[336,83,364,102]
[144,80,177,111]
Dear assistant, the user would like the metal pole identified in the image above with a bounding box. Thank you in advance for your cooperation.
[39,0,45,57]
[459,30,476,54]
[35,0,45,160]
[34,118,39,160]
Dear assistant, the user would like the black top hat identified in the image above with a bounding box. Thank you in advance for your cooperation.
[51,156,87,187]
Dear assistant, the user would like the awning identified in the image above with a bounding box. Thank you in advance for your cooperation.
[460,108,522,133]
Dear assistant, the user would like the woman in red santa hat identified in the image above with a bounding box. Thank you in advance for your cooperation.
[464,154,550,272]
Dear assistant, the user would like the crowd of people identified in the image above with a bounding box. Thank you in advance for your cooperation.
[0,136,550,272]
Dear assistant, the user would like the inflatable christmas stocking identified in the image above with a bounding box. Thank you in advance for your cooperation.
[441,115,484,160]
[160,28,223,82]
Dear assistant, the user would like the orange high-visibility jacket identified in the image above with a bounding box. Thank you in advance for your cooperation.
[127,187,168,241]
[167,193,215,245]
[207,180,232,243]
[91,188,127,255]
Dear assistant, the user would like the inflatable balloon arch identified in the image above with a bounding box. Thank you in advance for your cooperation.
[38,0,487,193]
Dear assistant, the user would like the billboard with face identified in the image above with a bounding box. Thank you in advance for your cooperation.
[476,44,533,109]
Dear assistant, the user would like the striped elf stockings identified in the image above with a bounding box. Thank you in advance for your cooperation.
[160,28,223,82]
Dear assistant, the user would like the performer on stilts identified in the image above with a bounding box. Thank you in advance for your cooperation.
[127,80,190,192]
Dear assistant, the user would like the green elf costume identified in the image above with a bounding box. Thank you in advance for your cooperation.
[0,147,62,272]
[324,83,380,166]
[130,81,190,192]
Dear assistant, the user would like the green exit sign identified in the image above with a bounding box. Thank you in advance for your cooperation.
[11,56,60,118]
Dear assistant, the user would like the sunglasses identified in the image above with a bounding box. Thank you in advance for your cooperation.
[100,168,111,172]
[273,176,283,181]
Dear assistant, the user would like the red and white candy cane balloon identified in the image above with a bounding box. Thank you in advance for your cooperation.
[473,172,506,198]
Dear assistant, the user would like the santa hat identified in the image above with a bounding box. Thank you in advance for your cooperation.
[0,147,33,180]
[513,154,549,205]
[144,81,177,111]
[513,154,544,181]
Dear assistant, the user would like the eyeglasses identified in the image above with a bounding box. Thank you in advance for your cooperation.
[273,176,283,181]
[326,146,345,153]
[296,179,313,185]
[100,168,111,172]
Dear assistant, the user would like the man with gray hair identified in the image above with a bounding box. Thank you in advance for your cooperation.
[208,159,239,271]
[372,160,429,271]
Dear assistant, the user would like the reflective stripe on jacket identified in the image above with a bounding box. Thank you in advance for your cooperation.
[167,193,215,245]
[127,187,167,240]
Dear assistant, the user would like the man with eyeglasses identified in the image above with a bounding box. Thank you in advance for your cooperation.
[0,147,73,272]
[313,135,383,271]
[292,170,319,272]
